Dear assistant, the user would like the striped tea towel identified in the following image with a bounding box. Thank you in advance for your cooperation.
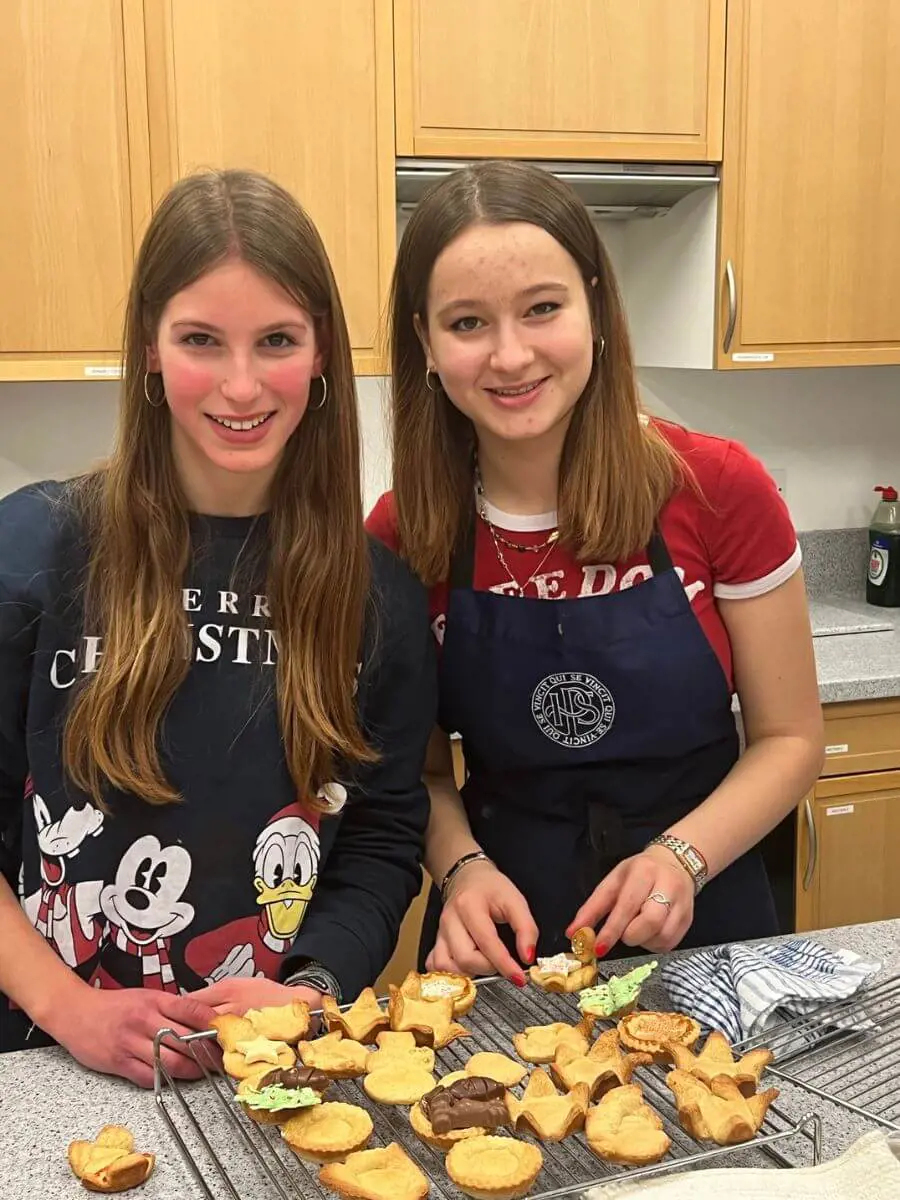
[660,938,882,1044]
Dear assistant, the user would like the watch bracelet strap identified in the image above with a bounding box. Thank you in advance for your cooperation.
[440,850,492,902]
[283,961,342,1004]
[646,834,708,894]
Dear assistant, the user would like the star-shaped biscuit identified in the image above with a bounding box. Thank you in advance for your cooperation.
[666,1069,780,1145]
[667,1031,773,1096]
[223,1034,295,1080]
[322,988,390,1044]
[388,986,470,1049]
[507,1069,590,1142]
[236,1036,292,1066]
[551,1028,649,1099]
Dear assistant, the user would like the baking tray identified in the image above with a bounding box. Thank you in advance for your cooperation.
[154,977,822,1199]
[735,969,900,1130]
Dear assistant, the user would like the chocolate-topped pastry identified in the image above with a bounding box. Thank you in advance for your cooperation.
[420,1076,509,1134]
[259,1065,331,1094]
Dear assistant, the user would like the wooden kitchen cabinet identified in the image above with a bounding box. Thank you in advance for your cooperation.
[717,0,900,368]
[141,0,395,374]
[0,0,152,381]
[795,772,900,932]
[394,0,726,162]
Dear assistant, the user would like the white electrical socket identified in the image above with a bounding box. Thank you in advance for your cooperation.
[768,467,787,497]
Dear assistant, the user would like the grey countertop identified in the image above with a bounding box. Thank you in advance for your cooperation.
[0,920,897,1200]
[809,596,900,704]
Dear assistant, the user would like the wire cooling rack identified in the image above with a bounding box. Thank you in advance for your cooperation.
[154,978,822,1200]
[735,969,900,1131]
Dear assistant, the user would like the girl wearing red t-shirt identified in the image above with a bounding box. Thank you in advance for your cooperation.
[367,160,824,982]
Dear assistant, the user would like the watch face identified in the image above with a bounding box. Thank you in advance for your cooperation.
[683,848,703,873]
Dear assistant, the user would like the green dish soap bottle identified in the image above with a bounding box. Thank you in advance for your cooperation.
[867,486,900,607]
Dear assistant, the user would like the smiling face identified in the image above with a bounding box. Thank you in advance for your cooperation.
[147,257,324,515]
[419,221,595,450]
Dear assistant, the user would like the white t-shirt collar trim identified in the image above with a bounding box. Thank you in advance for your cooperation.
[480,496,558,533]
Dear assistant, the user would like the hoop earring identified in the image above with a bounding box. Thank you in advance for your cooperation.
[309,375,328,410]
[425,367,440,393]
[143,370,165,407]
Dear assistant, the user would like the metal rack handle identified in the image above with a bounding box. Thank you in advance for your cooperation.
[723,259,738,353]
[802,795,818,891]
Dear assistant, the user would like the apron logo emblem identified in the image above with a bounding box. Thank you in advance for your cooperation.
[531,672,615,747]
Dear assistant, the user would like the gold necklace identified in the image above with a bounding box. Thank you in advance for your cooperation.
[474,467,560,554]
[474,466,560,596]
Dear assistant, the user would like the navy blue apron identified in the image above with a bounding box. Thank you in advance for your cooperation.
[420,516,777,966]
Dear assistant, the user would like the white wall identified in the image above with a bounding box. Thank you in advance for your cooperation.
[0,376,394,515]
[2,366,899,528]
[639,365,900,530]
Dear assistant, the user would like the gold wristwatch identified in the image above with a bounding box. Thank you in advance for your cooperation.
[646,834,708,894]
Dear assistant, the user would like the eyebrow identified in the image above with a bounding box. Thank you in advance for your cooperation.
[435,281,569,318]
[170,319,308,334]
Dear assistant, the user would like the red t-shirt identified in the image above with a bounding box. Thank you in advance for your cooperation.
[366,422,800,692]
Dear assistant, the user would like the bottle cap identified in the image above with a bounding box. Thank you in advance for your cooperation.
[875,486,898,501]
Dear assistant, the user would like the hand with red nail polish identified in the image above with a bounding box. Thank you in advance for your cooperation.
[425,859,540,984]
[568,847,694,957]
[524,945,536,965]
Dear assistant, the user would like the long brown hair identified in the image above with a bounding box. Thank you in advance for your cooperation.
[388,159,681,585]
[63,169,374,810]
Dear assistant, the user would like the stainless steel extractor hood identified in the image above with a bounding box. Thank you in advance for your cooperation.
[396,159,718,220]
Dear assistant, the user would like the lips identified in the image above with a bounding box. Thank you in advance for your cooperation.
[484,377,550,410]
[206,412,274,431]
[485,379,548,397]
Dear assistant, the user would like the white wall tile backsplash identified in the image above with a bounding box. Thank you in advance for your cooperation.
[639,365,900,531]
[2,366,899,528]
[0,376,394,514]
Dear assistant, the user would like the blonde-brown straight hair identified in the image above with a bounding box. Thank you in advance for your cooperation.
[388,160,682,585]
[63,169,374,811]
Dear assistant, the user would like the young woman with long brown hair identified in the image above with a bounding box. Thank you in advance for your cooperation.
[368,160,824,983]
[0,170,434,1083]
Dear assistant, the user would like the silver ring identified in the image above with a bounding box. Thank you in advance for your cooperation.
[648,891,672,911]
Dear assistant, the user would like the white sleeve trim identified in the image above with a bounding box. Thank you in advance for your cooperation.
[712,543,803,600]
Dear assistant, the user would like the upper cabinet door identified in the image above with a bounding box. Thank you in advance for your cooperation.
[0,0,151,379]
[143,0,395,373]
[718,0,900,369]
[394,0,726,161]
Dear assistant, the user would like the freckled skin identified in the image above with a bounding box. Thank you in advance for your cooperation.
[147,258,323,514]
[420,223,595,455]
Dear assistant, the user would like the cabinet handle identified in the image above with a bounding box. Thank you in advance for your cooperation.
[723,259,737,354]
[802,796,818,891]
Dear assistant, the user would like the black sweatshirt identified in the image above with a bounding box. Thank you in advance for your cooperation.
[0,482,435,1050]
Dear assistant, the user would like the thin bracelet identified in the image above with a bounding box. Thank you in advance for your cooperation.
[283,961,342,1004]
[440,850,491,903]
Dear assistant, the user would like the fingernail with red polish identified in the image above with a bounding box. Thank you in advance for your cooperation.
[512,972,527,988]
[525,946,536,964]
[594,941,609,958]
